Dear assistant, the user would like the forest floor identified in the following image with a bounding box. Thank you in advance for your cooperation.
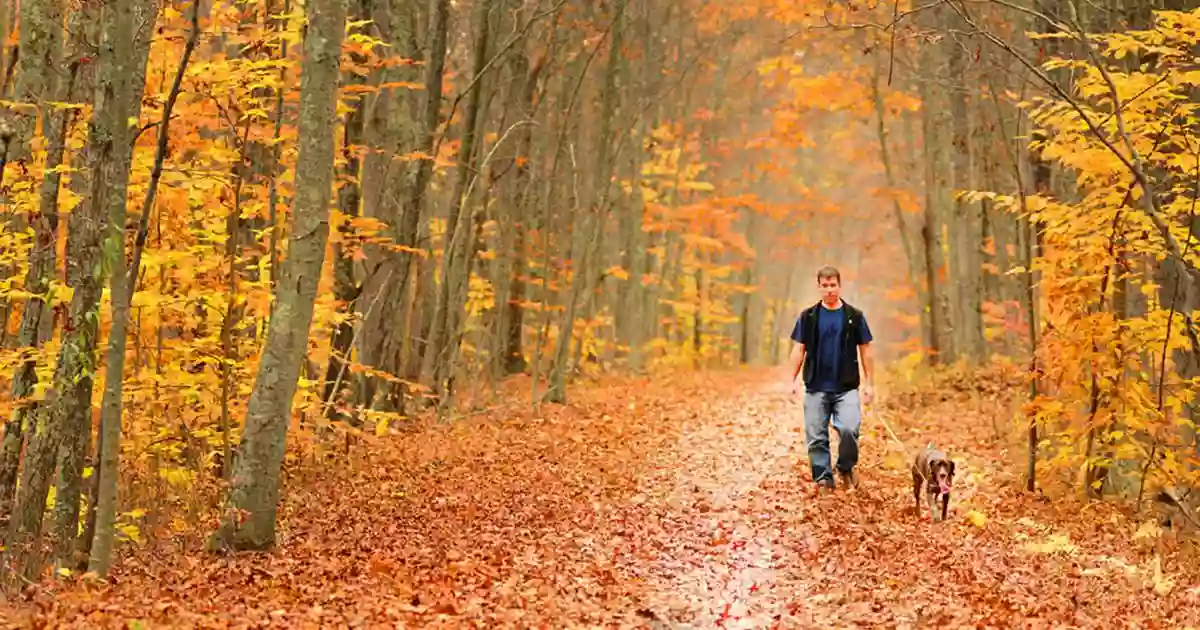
[5,367,1200,628]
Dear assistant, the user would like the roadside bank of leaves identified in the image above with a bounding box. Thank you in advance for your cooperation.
[1,370,764,628]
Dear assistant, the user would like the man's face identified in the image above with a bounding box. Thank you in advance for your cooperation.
[819,276,840,302]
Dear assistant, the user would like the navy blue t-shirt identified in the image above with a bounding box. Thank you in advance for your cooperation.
[790,303,874,393]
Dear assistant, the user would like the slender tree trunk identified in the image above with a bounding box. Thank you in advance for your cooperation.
[0,0,64,529]
[916,7,954,364]
[322,0,372,423]
[3,0,151,584]
[64,14,104,572]
[352,0,417,410]
[545,1,626,402]
[209,0,346,551]
[1024,128,1051,493]
[951,32,987,363]
[493,30,543,379]
[420,0,493,405]
[871,58,928,352]
[88,1,195,576]
[41,61,85,568]
[622,3,667,372]
[369,0,448,411]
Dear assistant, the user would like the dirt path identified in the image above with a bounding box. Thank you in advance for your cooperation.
[617,375,1200,628]
[6,369,1200,628]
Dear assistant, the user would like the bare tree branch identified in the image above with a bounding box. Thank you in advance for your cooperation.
[949,0,1200,359]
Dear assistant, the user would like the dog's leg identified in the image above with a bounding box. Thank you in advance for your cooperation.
[941,492,949,521]
[926,491,939,521]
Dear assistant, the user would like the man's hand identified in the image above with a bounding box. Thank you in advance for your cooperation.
[861,384,874,407]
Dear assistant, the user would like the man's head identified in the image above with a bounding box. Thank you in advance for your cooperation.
[816,265,841,305]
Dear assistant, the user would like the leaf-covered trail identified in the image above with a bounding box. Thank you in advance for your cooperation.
[5,369,1200,628]
[620,372,1200,628]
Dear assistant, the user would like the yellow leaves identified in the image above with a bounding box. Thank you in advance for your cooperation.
[965,510,987,529]
[605,265,630,281]
[680,232,725,254]
[117,509,148,546]
[1019,532,1078,556]
[678,180,715,192]
[345,32,389,56]
[160,467,195,488]
[465,274,494,316]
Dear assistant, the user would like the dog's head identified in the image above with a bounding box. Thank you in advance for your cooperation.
[927,456,955,494]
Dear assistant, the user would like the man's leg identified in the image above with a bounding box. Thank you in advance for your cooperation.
[803,391,834,486]
[831,389,862,482]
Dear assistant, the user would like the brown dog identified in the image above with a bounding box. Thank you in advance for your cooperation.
[912,445,955,521]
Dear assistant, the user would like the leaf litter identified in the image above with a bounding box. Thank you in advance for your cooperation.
[3,368,1200,628]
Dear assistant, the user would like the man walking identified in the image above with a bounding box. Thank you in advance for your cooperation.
[787,265,874,491]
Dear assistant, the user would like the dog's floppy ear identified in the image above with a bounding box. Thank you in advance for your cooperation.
[949,460,956,478]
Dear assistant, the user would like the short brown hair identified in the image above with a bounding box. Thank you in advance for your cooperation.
[816,265,841,284]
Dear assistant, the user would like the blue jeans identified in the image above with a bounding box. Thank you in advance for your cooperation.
[803,389,862,485]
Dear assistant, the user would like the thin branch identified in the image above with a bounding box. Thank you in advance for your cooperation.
[950,0,1200,360]
[127,1,201,290]
[428,0,568,163]
[1062,0,1200,357]
[1099,72,1172,127]
[976,0,1067,32]
[807,0,950,33]
[887,0,900,84]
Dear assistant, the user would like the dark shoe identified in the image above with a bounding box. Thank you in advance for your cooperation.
[838,470,857,490]
[816,478,835,493]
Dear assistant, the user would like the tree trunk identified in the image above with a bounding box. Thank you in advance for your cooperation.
[871,57,927,353]
[88,0,195,576]
[1024,126,1051,493]
[917,5,954,364]
[3,0,152,584]
[322,0,372,423]
[0,0,64,529]
[617,4,664,372]
[950,30,986,363]
[492,27,543,379]
[366,0,447,412]
[545,1,626,402]
[351,0,417,410]
[62,11,104,572]
[419,0,492,406]
[209,0,346,551]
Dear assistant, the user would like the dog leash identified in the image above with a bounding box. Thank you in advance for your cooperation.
[865,402,914,461]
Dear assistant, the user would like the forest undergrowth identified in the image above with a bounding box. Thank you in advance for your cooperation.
[2,365,1199,628]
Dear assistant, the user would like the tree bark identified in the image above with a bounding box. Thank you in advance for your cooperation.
[545,1,626,403]
[209,0,346,551]
[364,0,447,412]
[491,10,543,379]
[321,0,372,423]
[88,0,196,576]
[419,0,493,406]
[916,17,954,364]
[871,56,928,353]
[0,0,64,529]
[2,0,152,584]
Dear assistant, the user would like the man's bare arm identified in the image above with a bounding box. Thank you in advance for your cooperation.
[788,342,806,389]
[859,342,874,402]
